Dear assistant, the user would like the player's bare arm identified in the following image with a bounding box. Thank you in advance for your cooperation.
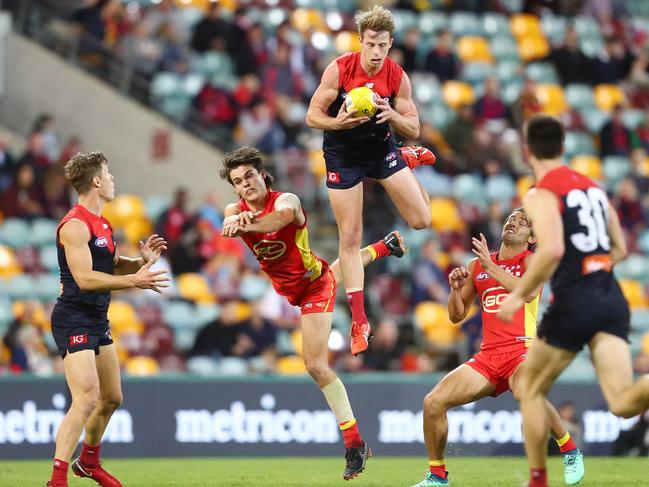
[472,233,542,302]
[305,61,370,130]
[60,219,169,292]
[113,234,167,274]
[499,189,564,321]
[447,259,477,323]
[241,193,303,234]
[607,201,628,265]
[375,71,420,139]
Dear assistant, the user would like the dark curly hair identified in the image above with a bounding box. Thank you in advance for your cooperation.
[219,146,273,188]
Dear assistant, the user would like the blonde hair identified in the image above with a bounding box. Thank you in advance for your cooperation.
[355,5,395,38]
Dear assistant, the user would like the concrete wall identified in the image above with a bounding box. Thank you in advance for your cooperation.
[0,33,233,208]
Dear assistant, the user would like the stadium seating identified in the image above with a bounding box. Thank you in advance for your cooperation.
[177,273,215,304]
[593,84,626,112]
[570,155,603,181]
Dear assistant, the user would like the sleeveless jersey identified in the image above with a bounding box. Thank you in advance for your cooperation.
[56,204,116,314]
[238,191,329,305]
[472,250,539,352]
[536,166,615,295]
[323,52,404,160]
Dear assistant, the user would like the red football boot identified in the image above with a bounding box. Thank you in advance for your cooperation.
[399,146,436,170]
[71,458,123,487]
[350,320,372,356]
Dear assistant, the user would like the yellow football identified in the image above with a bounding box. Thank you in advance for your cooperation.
[345,86,377,118]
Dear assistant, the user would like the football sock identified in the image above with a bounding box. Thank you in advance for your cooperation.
[530,467,548,487]
[340,419,364,449]
[429,459,447,478]
[346,289,367,323]
[80,442,101,467]
[364,240,390,262]
[50,458,69,486]
[321,378,354,423]
[555,432,578,453]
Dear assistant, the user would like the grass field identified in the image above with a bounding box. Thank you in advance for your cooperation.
[0,457,646,487]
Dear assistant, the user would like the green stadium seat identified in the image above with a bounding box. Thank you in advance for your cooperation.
[485,175,516,207]
[418,12,447,36]
[239,274,268,301]
[622,109,645,129]
[574,17,602,41]
[564,132,597,159]
[420,103,456,130]
[186,356,222,376]
[579,107,608,133]
[502,82,523,105]
[614,254,649,283]
[0,218,31,248]
[173,328,199,353]
[151,72,180,99]
[490,36,520,62]
[6,275,36,300]
[526,62,559,84]
[219,357,248,375]
[144,195,170,222]
[603,156,632,188]
[452,174,486,207]
[411,73,441,105]
[482,13,510,38]
[629,0,649,16]
[194,52,234,78]
[162,301,199,330]
[276,330,296,355]
[580,37,604,58]
[193,302,220,327]
[496,60,522,84]
[180,72,206,97]
[565,84,596,111]
[638,229,649,255]
[631,309,649,332]
[0,298,12,328]
[392,10,417,40]
[35,274,61,302]
[558,352,596,382]
[29,218,58,247]
[541,15,567,44]
[40,245,59,273]
[460,62,496,86]
[500,0,523,13]
[450,12,483,37]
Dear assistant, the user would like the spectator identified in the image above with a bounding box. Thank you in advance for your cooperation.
[614,178,646,233]
[189,301,241,358]
[396,26,421,73]
[0,131,16,193]
[235,301,278,358]
[593,37,633,85]
[1,164,46,219]
[424,29,459,82]
[600,105,633,157]
[512,77,541,128]
[634,111,649,153]
[361,318,404,371]
[550,26,594,86]
[42,167,72,221]
[156,187,191,250]
[190,2,230,54]
[412,238,450,304]
[141,0,187,45]
[33,114,60,163]
[445,104,476,169]
[473,77,509,125]
[58,136,82,166]
[2,301,54,375]
[18,132,51,175]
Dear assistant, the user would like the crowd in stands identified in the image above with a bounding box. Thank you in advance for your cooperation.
[2,0,649,378]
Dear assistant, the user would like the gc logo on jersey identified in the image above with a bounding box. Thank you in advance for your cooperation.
[95,237,109,248]
[482,286,508,313]
[253,240,287,261]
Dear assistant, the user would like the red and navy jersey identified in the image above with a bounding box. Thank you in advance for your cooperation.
[536,165,615,294]
[56,204,116,314]
[238,191,329,306]
[323,52,404,160]
[472,251,538,353]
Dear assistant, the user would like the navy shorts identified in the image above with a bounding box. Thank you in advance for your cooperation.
[324,147,407,189]
[51,303,114,358]
[538,282,630,352]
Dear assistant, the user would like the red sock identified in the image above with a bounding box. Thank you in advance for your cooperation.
[340,421,364,449]
[529,468,547,487]
[50,458,69,486]
[346,290,367,324]
[559,437,578,453]
[369,240,391,260]
[80,442,101,467]
[429,464,447,479]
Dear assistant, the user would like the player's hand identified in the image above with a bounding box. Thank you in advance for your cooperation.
[222,223,242,237]
[375,96,395,124]
[471,233,492,270]
[334,99,370,129]
[140,234,167,264]
[132,259,170,293]
[238,210,261,226]
[448,266,470,289]
[498,293,524,322]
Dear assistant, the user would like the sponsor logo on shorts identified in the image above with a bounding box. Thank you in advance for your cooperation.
[303,303,313,309]
[327,171,341,183]
[69,334,88,346]
[482,286,508,313]
[95,237,108,248]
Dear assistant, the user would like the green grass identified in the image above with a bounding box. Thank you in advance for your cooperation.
[0,457,645,486]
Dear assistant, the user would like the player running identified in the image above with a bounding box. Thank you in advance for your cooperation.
[220,146,407,481]
[306,5,435,356]
[410,208,584,487]
[499,115,649,487]
[47,152,169,487]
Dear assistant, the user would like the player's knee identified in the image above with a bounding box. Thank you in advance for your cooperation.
[74,388,100,417]
[101,392,123,412]
[609,400,637,419]
[423,391,447,416]
[338,226,362,248]
[305,360,329,382]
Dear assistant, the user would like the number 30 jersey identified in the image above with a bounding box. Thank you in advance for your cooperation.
[536,165,615,294]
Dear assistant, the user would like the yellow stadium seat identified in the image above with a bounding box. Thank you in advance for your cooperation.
[457,36,493,63]
[335,31,361,53]
[125,356,160,376]
[619,280,648,309]
[442,81,475,109]
[435,251,450,270]
[570,155,603,180]
[291,8,327,33]
[430,198,464,232]
[233,301,252,321]
[510,14,543,38]
[103,194,146,228]
[594,84,626,112]
[516,175,535,200]
[642,333,649,356]
[276,355,308,375]
[535,84,567,116]
[0,245,21,279]
[290,329,303,356]
[517,36,550,62]
[123,218,153,246]
[108,300,141,332]
[11,300,46,328]
[177,273,214,304]
[414,301,462,347]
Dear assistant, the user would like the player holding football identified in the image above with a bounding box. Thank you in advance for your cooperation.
[499,115,649,487]
[220,146,407,480]
[306,5,435,356]
[410,208,584,487]
[47,152,169,487]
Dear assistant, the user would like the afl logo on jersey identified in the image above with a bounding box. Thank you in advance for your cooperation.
[482,286,508,313]
[95,237,109,248]
[253,240,287,261]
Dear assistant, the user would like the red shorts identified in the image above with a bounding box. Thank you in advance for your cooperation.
[296,268,336,315]
[465,348,527,396]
